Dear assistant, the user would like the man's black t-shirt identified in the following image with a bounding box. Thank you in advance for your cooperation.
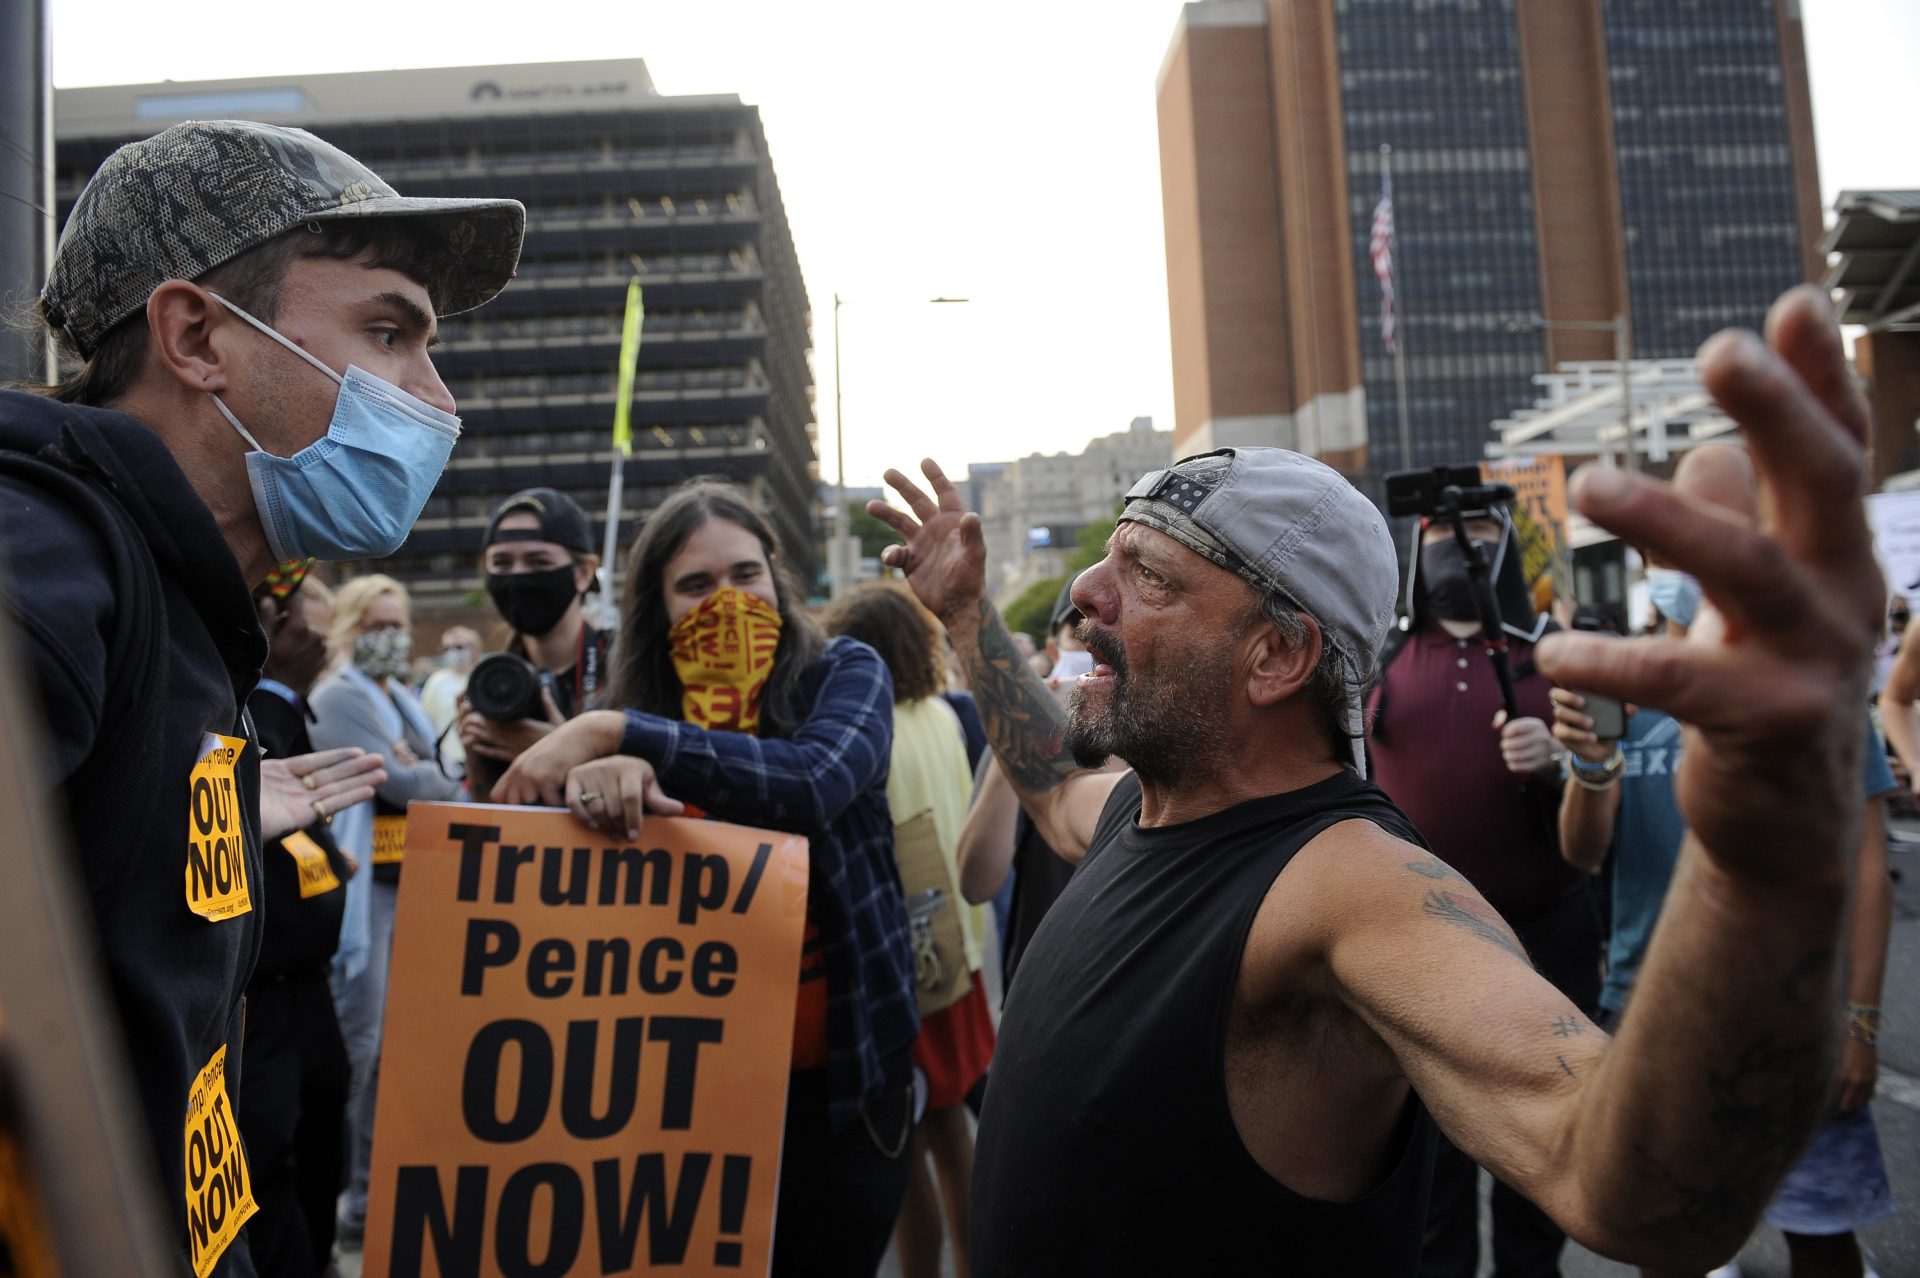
[971,770,1438,1276]
[0,391,266,1277]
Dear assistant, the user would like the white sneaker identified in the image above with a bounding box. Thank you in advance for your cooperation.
[1705,1264,1741,1278]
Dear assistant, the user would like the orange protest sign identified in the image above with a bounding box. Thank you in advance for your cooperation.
[361,803,809,1278]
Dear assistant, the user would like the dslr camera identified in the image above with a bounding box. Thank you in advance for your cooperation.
[466,652,558,723]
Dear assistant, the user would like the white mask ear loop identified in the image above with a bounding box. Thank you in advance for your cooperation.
[210,393,267,453]
[204,290,347,456]
[205,291,346,386]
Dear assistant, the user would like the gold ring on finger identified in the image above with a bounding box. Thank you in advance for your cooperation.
[301,773,317,791]
[579,791,602,805]
[311,798,330,826]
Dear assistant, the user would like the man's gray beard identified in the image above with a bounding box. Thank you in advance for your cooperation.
[1064,655,1234,787]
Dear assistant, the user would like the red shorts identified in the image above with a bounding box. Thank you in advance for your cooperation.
[909,980,996,1111]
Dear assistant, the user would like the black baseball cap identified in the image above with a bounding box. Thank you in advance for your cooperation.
[1050,575,1083,633]
[484,488,593,555]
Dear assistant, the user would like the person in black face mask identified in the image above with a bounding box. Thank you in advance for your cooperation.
[1365,505,1598,1278]
[459,488,609,794]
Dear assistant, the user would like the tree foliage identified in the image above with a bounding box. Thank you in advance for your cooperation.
[1004,574,1067,643]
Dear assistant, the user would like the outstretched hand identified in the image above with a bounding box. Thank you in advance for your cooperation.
[867,459,990,625]
[1534,285,1882,884]
[261,748,387,842]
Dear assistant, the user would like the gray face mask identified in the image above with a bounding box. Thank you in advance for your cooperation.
[352,628,413,682]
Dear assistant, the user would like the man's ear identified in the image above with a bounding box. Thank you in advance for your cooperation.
[145,281,230,396]
[1244,612,1321,709]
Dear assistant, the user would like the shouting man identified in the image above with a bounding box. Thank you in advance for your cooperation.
[868,286,1884,1275]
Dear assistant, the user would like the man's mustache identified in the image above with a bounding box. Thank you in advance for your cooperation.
[1074,621,1126,677]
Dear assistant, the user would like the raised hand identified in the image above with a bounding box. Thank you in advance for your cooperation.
[1534,286,1882,885]
[866,459,989,624]
[261,748,387,842]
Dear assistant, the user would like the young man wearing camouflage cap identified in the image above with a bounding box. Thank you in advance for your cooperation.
[869,286,1885,1275]
[0,119,522,1276]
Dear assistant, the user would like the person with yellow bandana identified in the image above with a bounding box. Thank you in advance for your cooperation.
[496,478,920,1277]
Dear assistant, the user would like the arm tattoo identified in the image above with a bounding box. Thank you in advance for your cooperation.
[1403,857,1461,881]
[1551,1016,1586,1038]
[1420,889,1531,965]
[966,599,1077,794]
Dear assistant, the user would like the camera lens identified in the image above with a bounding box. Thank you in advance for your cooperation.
[467,652,542,722]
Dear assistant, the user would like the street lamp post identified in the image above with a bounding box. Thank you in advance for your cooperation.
[828,295,970,600]
[1515,312,1636,470]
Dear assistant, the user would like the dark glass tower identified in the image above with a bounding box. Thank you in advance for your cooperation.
[1602,0,1811,358]
[1335,0,1548,473]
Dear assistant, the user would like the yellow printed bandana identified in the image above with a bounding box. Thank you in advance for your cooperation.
[670,587,783,733]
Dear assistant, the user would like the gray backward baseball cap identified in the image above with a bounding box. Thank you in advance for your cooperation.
[1120,447,1399,729]
[41,119,526,358]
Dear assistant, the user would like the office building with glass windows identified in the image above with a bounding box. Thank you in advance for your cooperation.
[54,60,817,610]
[1156,0,1821,489]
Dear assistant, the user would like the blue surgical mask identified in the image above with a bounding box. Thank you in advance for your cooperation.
[1645,567,1702,629]
[207,293,460,562]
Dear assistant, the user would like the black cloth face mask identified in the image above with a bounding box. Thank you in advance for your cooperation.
[1417,539,1498,623]
[486,565,581,638]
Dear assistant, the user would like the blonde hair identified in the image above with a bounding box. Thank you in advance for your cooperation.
[327,574,409,666]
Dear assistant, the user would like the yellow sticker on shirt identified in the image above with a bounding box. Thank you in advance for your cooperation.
[183,1046,256,1278]
[282,831,341,899]
[372,814,408,866]
[185,733,251,921]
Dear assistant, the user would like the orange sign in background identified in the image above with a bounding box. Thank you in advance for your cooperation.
[362,803,809,1278]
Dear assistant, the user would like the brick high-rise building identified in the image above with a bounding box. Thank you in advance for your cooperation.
[1156,0,1822,487]
[54,61,817,610]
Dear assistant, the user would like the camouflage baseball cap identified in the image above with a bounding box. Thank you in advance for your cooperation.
[41,119,525,357]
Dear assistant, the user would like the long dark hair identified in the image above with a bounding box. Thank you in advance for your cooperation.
[824,584,943,705]
[606,478,825,737]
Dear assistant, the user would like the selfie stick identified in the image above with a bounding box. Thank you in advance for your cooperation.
[1440,485,1521,722]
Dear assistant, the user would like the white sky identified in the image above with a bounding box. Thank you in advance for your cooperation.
[51,0,1920,489]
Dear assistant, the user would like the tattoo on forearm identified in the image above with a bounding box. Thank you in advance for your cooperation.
[1420,890,1530,965]
[1551,1016,1586,1039]
[1557,1055,1578,1078]
[967,600,1077,794]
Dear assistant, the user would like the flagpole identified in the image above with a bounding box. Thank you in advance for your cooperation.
[598,279,644,613]
[1382,144,1414,470]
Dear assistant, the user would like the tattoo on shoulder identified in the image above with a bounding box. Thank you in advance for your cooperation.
[1420,889,1531,965]
[969,601,1077,794]
[1403,857,1460,881]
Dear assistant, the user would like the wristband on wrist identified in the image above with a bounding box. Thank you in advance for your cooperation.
[1568,746,1624,777]
[1847,1003,1883,1046]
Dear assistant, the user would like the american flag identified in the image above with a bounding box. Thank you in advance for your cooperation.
[1369,168,1396,352]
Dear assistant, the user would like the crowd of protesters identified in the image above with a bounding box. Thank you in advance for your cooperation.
[0,115,1906,1278]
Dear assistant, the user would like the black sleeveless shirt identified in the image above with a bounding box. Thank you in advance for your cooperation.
[972,770,1438,1276]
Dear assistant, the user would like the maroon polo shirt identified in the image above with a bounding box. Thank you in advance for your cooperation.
[1366,626,1577,920]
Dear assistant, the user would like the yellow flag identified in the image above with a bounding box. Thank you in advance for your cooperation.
[611,278,644,457]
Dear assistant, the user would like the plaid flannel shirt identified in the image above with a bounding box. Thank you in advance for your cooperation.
[620,635,919,1130]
